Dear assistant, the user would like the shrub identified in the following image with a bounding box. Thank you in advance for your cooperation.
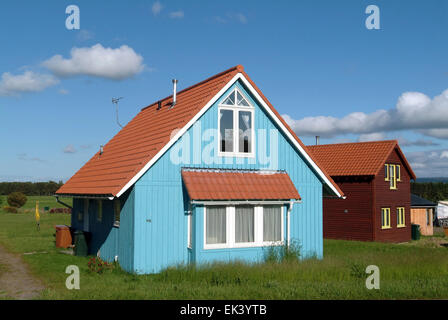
[7,192,27,208]
[3,206,18,213]
[87,257,114,274]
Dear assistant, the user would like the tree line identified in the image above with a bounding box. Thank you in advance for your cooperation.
[411,182,448,203]
[0,181,64,196]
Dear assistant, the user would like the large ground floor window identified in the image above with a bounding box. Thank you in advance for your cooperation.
[204,204,283,249]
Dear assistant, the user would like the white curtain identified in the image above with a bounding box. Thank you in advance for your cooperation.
[206,207,226,244]
[238,112,251,153]
[263,206,281,241]
[235,206,254,243]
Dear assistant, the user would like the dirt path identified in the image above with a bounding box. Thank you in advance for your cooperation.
[0,245,44,299]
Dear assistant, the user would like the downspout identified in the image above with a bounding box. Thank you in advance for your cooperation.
[55,196,73,209]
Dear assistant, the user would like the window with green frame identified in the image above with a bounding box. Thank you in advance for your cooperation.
[381,208,391,229]
[397,207,405,227]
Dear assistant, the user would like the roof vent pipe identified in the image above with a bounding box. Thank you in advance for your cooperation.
[100,145,104,156]
[172,79,178,107]
[315,136,320,145]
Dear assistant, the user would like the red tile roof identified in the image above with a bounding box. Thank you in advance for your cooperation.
[181,169,301,200]
[307,140,416,179]
[56,65,343,198]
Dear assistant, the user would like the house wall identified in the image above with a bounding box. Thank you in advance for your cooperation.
[70,188,135,272]
[131,80,325,274]
[411,207,433,236]
[373,148,412,242]
[323,177,374,241]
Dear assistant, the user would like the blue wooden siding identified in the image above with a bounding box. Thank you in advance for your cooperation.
[70,189,135,272]
[132,79,324,274]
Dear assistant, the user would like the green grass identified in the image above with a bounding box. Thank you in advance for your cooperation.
[0,205,447,299]
[0,195,72,211]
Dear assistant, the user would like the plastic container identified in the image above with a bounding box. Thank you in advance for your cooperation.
[73,230,88,256]
[55,225,72,248]
[411,224,421,240]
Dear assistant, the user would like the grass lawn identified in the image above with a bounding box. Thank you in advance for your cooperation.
[0,203,448,299]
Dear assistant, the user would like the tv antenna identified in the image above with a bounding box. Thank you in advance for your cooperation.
[112,97,124,128]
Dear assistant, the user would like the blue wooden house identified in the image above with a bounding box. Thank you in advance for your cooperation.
[56,65,344,274]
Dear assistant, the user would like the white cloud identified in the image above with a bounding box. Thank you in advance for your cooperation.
[397,136,439,147]
[234,13,247,24]
[406,149,448,177]
[358,132,387,142]
[152,1,162,15]
[17,153,45,162]
[63,144,77,154]
[419,128,448,139]
[77,29,94,41]
[58,88,69,95]
[42,44,145,80]
[283,89,448,139]
[169,10,184,19]
[0,71,59,96]
[214,13,248,24]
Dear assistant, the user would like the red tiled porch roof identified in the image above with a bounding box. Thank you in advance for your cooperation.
[181,169,301,201]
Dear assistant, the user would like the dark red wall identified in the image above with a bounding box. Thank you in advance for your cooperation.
[323,147,412,243]
[323,176,374,241]
[373,149,412,242]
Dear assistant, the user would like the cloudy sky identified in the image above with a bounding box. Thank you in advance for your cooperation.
[0,0,447,181]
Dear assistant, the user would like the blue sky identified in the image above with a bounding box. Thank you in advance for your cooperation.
[0,0,447,181]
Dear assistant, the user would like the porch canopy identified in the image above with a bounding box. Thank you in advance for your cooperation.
[181,168,301,201]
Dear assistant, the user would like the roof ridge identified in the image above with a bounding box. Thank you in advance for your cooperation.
[307,139,398,148]
[141,65,243,111]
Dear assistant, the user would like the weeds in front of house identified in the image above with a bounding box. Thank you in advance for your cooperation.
[263,240,302,263]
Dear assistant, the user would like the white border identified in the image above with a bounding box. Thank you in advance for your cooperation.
[217,88,255,158]
[115,73,342,198]
[203,205,284,250]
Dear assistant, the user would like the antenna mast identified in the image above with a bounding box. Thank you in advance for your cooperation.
[112,97,124,128]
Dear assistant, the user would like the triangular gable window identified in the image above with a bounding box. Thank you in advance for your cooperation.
[220,88,251,107]
[236,90,250,106]
[221,91,235,105]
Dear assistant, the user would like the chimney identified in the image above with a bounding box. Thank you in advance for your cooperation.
[315,136,320,145]
[171,79,178,107]
[100,145,104,155]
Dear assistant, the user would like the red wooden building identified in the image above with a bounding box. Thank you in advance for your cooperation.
[308,140,416,243]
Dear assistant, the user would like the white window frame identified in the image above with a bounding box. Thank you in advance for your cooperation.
[203,205,284,250]
[218,88,255,158]
[187,211,193,249]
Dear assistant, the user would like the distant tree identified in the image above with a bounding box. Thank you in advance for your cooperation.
[7,192,27,208]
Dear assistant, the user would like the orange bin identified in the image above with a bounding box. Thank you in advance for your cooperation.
[55,225,72,248]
